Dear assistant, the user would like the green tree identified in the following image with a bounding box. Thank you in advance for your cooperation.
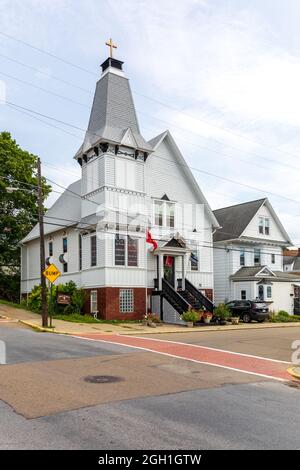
[0,132,51,301]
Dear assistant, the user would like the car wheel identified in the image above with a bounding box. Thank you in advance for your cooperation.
[242,313,251,323]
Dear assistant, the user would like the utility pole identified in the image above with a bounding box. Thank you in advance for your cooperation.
[37,157,48,328]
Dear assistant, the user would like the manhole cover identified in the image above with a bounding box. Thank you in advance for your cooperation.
[84,375,123,384]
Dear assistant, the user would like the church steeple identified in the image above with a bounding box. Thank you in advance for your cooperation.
[74,41,152,163]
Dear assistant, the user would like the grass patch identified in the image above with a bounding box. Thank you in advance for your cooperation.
[53,313,141,325]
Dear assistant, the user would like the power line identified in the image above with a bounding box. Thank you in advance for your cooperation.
[0,71,88,108]
[0,31,97,76]
[4,98,300,206]
[2,29,300,164]
[3,66,300,175]
[0,52,93,94]
[3,174,296,256]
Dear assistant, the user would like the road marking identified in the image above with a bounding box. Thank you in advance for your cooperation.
[70,333,292,382]
[126,335,291,364]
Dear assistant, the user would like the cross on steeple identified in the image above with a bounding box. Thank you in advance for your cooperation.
[105,38,117,58]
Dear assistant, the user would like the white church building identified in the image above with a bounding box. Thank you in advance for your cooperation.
[21,49,219,322]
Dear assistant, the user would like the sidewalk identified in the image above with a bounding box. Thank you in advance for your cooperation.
[1,303,300,336]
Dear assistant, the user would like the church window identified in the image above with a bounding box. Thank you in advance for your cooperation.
[191,250,199,271]
[127,236,138,267]
[49,242,53,257]
[79,235,82,271]
[63,237,68,253]
[91,235,97,267]
[90,290,98,314]
[271,253,275,264]
[119,289,134,313]
[166,203,175,228]
[115,234,126,266]
[154,201,163,226]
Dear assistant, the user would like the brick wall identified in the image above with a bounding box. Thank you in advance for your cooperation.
[84,287,147,320]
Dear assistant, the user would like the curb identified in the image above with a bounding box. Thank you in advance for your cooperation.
[18,319,300,336]
[287,366,300,380]
[19,320,58,333]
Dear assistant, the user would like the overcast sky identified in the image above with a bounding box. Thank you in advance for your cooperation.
[1,0,300,243]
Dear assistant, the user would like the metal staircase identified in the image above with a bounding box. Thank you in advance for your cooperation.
[181,278,215,312]
[161,278,190,316]
[160,278,214,323]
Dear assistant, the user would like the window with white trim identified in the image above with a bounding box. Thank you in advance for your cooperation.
[91,235,97,267]
[271,253,275,264]
[240,249,245,266]
[191,250,199,271]
[241,290,247,300]
[166,203,175,228]
[90,290,98,313]
[153,200,175,228]
[119,289,134,313]
[254,248,261,266]
[115,235,138,267]
[266,285,272,299]
[154,200,163,227]
[49,241,53,257]
[259,217,270,235]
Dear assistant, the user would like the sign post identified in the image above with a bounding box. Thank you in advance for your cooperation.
[43,263,61,328]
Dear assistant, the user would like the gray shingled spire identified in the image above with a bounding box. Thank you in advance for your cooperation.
[76,58,152,157]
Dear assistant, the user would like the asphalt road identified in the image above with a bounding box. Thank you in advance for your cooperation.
[0,324,300,450]
[0,324,141,364]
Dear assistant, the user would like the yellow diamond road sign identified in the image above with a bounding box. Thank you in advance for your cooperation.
[43,263,61,284]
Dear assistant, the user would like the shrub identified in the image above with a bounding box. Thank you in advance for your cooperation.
[27,284,48,312]
[181,310,200,323]
[63,304,77,316]
[277,310,290,318]
[214,303,231,320]
[269,311,300,323]
[71,288,86,314]
[26,281,87,315]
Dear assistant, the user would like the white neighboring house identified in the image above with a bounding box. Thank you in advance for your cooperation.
[20,53,219,322]
[283,249,300,272]
[213,198,300,315]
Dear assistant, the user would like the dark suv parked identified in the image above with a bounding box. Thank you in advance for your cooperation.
[225,300,269,323]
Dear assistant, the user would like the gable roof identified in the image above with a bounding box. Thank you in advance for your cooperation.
[213,198,292,244]
[213,198,266,242]
[76,72,152,156]
[149,130,220,229]
[231,266,300,281]
[21,180,81,243]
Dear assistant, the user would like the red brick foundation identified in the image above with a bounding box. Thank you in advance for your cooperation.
[84,287,147,321]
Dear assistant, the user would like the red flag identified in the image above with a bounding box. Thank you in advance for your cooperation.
[165,256,173,267]
[146,229,158,251]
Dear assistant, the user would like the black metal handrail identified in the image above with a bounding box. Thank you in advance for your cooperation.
[162,278,190,314]
[184,278,215,312]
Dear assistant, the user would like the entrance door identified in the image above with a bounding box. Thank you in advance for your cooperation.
[164,256,175,287]
[258,285,264,301]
